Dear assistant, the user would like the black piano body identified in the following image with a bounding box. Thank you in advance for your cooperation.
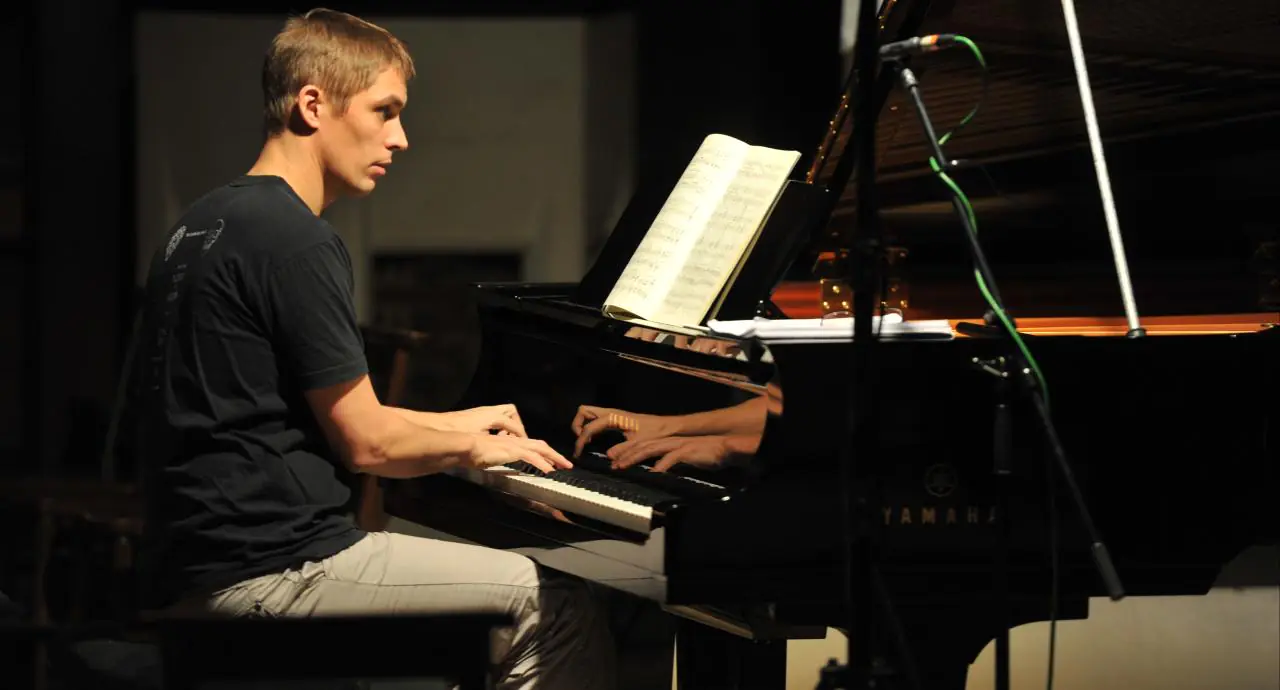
[384,282,1278,689]
[381,0,1280,685]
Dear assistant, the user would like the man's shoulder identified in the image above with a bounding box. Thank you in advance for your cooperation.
[151,177,348,282]
[162,175,345,270]
[223,175,336,253]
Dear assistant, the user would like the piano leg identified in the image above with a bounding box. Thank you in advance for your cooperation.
[861,597,1090,690]
[675,618,786,690]
[881,617,976,690]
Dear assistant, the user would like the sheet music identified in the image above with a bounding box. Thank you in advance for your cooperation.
[658,145,800,326]
[605,134,745,317]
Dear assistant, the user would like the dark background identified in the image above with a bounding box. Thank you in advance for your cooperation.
[8,0,1278,473]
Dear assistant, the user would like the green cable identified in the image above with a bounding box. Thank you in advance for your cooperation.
[931,35,987,172]
[937,170,1050,405]
[924,35,1051,405]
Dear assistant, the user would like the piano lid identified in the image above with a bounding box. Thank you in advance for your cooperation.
[820,0,1280,200]
[792,0,1280,319]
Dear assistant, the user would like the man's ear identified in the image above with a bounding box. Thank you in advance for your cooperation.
[295,84,325,130]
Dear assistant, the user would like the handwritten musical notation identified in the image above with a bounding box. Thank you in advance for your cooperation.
[603,133,800,327]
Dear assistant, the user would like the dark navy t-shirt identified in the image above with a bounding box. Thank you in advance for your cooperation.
[129,174,367,605]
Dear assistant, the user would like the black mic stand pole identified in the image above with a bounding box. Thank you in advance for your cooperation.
[886,58,1018,690]
[891,56,1126,602]
[843,0,888,687]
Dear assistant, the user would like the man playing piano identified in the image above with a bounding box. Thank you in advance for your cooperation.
[128,8,615,688]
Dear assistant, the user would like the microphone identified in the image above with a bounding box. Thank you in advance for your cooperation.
[879,33,959,59]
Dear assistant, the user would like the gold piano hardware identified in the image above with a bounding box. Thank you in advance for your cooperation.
[819,279,851,315]
[817,246,910,316]
[883,505,998,526]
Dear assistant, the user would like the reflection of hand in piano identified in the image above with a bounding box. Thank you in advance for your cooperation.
[607,434,758,472]
[626,326,696,349]
[624,326,665,342]
[572,397,769,462]
[685,337,741,357]
[571,405,679,458]
[624,326,742,357]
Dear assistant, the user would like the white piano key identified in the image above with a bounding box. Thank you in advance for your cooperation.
[454,465,654,534]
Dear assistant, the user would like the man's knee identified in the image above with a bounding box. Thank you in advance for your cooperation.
[497,563,609,639]
[492,565,617,687]
[527,567,612,648]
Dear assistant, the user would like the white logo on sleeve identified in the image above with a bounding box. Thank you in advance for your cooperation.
[164,226,186,261]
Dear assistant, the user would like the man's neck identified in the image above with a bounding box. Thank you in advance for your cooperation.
[247,135,330,215]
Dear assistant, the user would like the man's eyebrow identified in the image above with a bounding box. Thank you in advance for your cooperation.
[372,95,406,108]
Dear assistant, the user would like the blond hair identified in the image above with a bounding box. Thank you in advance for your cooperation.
[261,8,415,135]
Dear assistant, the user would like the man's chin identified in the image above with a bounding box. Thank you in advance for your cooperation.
[342,178,378,197]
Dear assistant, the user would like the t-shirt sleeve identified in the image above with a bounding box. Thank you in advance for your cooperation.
[266,237,368,390]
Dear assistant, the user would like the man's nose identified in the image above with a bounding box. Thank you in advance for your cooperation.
[388,120,408,151]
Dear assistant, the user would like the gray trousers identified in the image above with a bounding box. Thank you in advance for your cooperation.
[197,531,617,690]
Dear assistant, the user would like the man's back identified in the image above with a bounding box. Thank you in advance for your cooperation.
[132,174,367,606]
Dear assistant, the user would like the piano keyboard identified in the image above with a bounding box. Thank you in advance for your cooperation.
[452,452,726,534]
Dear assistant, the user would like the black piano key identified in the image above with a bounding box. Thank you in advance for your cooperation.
[571,451,728,500]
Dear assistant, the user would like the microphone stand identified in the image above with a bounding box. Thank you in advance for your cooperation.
[843,0,887,682]
[888,56,1127,682]
[816,0,923,689]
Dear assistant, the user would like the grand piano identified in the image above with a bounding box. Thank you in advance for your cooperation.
[382,0,1280,687]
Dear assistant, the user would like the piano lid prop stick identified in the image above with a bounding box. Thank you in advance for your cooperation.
[1059,0,1146,338]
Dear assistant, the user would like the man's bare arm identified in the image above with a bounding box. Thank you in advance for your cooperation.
[387,407,448,429]
[389,404,526,437]
[304,376,566,477]
[305,377,474,477]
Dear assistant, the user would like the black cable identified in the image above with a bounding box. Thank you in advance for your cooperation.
[1046,425,1060,690]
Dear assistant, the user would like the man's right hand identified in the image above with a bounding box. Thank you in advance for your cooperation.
[467,433,573,474]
